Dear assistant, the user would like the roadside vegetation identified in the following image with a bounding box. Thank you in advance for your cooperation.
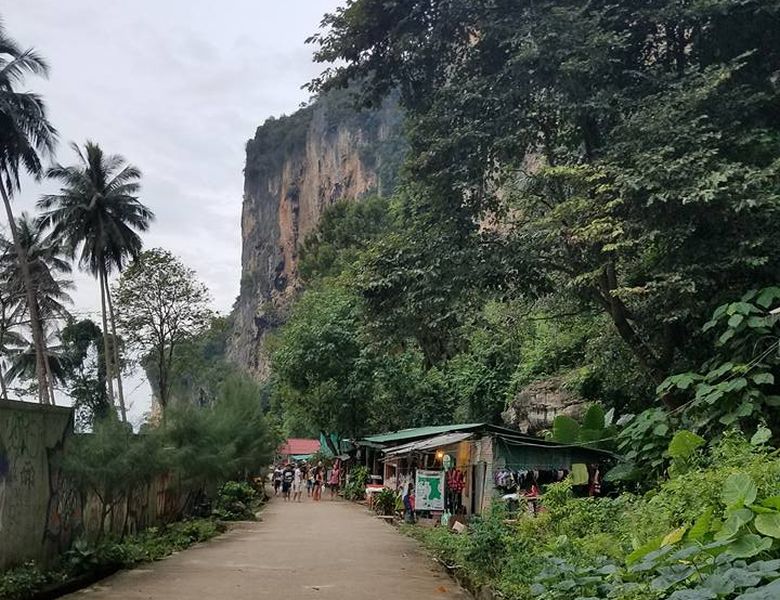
[265,1,780,598]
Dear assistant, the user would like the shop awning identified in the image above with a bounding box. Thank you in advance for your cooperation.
[382,432,474,457]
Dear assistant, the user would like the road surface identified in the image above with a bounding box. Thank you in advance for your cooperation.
[64,498,469,599]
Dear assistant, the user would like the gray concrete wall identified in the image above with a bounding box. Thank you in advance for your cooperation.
[0,400,194,570]
[0,399,79,570]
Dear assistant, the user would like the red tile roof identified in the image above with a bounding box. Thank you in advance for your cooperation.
[278,438,320,456]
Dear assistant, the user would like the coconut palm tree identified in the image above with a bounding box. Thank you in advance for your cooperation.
[0,291,24,400]
[0,21,58,403]
[39,141,154,421]
[0,214,72,401]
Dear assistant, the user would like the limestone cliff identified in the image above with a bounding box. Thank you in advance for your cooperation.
[228,90,403,377]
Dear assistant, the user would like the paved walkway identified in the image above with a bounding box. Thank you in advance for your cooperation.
[65,498,469,599]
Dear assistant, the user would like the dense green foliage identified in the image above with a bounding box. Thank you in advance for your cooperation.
[262,3,780,598]
[63,374,277,539]
[115,248,212,410]
[277,0,780,442]
[212,481,258,521]
[410,435,780,599]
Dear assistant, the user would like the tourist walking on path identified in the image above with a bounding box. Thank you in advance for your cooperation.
[282,464,294,501]
[292,463,304,502]
[272,466,282,496]
[328,462,340,500]
[312,462,324,501]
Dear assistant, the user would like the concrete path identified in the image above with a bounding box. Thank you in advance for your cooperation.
[65,498,469,600]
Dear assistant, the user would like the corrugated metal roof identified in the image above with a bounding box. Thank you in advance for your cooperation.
[362,423,485,444]
[383,432,474,456]
[278,438,321,456]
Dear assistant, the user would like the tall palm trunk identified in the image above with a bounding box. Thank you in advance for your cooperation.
[38,311,57,404]
[0,363,8,401]
[0,182,51,404]
[104,279,126,420]
[0,306,8,402]
[98,265,117,414]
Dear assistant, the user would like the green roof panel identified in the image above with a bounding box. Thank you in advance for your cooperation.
[362,423,485,445]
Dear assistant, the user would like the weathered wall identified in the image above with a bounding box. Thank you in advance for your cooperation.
[0,400,188,570]
[228,90,404,378]
[0,399,78,570]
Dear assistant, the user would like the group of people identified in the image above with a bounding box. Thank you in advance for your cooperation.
[271,461,341,502]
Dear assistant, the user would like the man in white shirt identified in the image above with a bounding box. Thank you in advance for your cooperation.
[292,464,304,502]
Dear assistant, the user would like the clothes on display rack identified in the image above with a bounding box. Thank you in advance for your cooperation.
[445,468,466,512]
[493,468,570,492]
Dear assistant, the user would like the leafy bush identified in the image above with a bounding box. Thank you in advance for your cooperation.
[408,434,780,599]
[212,481,257,521]
[373,488,399,516]
[344,466,368,501]
[0,562,63,600]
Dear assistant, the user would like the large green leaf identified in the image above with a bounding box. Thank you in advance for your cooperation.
[667,430,706,460]
[687,508,714,542]
[754,513,780,539]
[582,404,606,431]
[727,534,772,559]
[552,415,580,444]
[752,373,774,386]
[604,462,637,482]
[722,473,758,508]
[735,577,780,600]
[626,535,662,566]
[759,497,780,511]
[662,526,688,547]
[751,426,772,446]
[716,509,754,540]
[756,287,780,309]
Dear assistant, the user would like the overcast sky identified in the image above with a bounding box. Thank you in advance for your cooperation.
[3,0,341,424]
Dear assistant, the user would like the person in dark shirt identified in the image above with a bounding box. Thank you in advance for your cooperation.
[282,464,295,501]
[312,462,324,502]
[272,466,282,496]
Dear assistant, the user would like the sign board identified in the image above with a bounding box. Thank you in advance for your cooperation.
[415,469,445,511]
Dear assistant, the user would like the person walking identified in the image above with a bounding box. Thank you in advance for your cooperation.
[312,462,324,502]
[292,463,304,502]
[303,463,312,497]
[403,482,416,523]
[272,466,282,496]
[282,464,294,501]
[328,462,341,500]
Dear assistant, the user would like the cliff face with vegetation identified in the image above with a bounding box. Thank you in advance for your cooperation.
[228,91,404,377]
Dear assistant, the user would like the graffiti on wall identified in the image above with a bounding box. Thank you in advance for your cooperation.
[44,433,83,554]
[1,411,40,538]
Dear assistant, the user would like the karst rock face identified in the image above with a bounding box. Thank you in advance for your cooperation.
[228,91,403,378]
[502,377,588,434]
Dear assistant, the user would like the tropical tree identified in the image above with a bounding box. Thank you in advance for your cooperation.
[39,141,154,421]
[0,214,72,401]
[114,248,212,412]
[60,318,111,431]
[309,0,780,389]
[0,285,23,400]
[0,21,58,403]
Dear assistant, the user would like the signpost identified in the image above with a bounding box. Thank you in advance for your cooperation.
[415,469,445,511]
